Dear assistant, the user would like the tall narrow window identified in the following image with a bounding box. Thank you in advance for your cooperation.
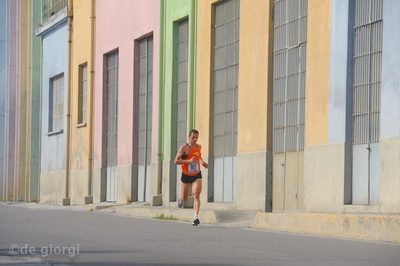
[176,19,189,155]
[352,0,382,205]
[272,0,307,211]
[107,52,118,169]
[78,64,87,124]
[106,51,118,202]
[49,74,64,133]
[272,0,307,154]
[105,51,119,201]
[212,0,240,203]
[137,36,153,202]
[173,19,189,202]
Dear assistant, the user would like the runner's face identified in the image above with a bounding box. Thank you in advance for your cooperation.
[188,133,199,145]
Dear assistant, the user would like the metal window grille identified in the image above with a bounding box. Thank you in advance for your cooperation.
[176,19,189,151]
[213,0,239,159]
[353,0,382,145]
[107,52,118,168]
[272,0,307,154]
[42,0,67,22]
[78,64,87,124]
[138,36,153,166]
[50,74,64,132]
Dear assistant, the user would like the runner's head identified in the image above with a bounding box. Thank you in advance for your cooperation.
[188,129,199,144]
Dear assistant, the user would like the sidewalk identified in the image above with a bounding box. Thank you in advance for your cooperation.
[0,201,258,228]
[115,202,258,227]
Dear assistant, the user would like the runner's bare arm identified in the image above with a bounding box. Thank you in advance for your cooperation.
[199,156,208,168]
[174,146,194,165]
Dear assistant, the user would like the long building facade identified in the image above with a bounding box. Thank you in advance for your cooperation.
[1,0,400,241]
[0,0,41,202]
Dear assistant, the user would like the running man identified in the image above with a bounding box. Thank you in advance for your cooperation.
[174,129,208,226]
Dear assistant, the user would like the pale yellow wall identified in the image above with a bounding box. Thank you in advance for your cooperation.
[237,0,272,153]
[196,0,273,155]
[71,0,93,170]
[196,0,215,156]
[305,0,331,147]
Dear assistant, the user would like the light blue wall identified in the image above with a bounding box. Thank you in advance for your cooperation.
[328,0,354,144]
[381,0,400,139]
[40,22,68,173]
[0,0,8,199]
[330,0,400,140]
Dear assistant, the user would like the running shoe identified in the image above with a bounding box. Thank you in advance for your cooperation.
[178,198,183,208]
[192,218,200,226]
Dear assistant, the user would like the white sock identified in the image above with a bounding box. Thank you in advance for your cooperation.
[194,214,198,220]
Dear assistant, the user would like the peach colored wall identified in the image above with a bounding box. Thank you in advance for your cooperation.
[305,0,331,147]
[196,0,273,155]
[195,0,215,157]
[237,0,273,153]
[71,0,92,170]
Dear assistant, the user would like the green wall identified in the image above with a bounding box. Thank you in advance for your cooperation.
[159,0,197,161]
[29,0,42,201]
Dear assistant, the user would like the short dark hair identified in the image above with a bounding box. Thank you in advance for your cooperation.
[189,129,199,136]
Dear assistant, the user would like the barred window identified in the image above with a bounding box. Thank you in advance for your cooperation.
[78,64,87,124]
[42,0,68,22]
[107,51,118,167]
[213,0,239,159]
[49,74,64,133]
[272,0,307,153]
[138,36,153,167]
[176,19,189,151]
[352,0,382,145]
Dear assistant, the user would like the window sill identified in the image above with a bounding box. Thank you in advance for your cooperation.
[47,129,63,136]
[77,123,87,128]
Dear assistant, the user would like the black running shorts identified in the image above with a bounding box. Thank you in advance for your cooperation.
[181,171,202,184]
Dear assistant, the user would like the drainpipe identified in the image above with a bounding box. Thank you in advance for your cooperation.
[157,0,165,200]
[85,0,95,204]
[64,0,73,206]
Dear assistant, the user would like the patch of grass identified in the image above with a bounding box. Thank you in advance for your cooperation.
[31,199,39,204]
[89,208,94,211]
[154,213,178,220]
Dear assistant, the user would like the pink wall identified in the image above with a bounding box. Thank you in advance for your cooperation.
[94,0,159,167]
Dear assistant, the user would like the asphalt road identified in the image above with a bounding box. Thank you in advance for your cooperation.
[1,203,399,266]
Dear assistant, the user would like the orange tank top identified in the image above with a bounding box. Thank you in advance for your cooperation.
[181,143,202,176]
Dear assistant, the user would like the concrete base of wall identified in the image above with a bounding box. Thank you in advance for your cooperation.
[380,138,400,213]
[151,194,162,206]
[92,167,106,203]
[252,212,400,243]
[304,143,348,213]
[116,164,134,204]
[84,195,93,204]
[62,198,70,206]
[237,151,272,211]
[40,171,66,205]
[161,160,175,207]
[69,168,89,205]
